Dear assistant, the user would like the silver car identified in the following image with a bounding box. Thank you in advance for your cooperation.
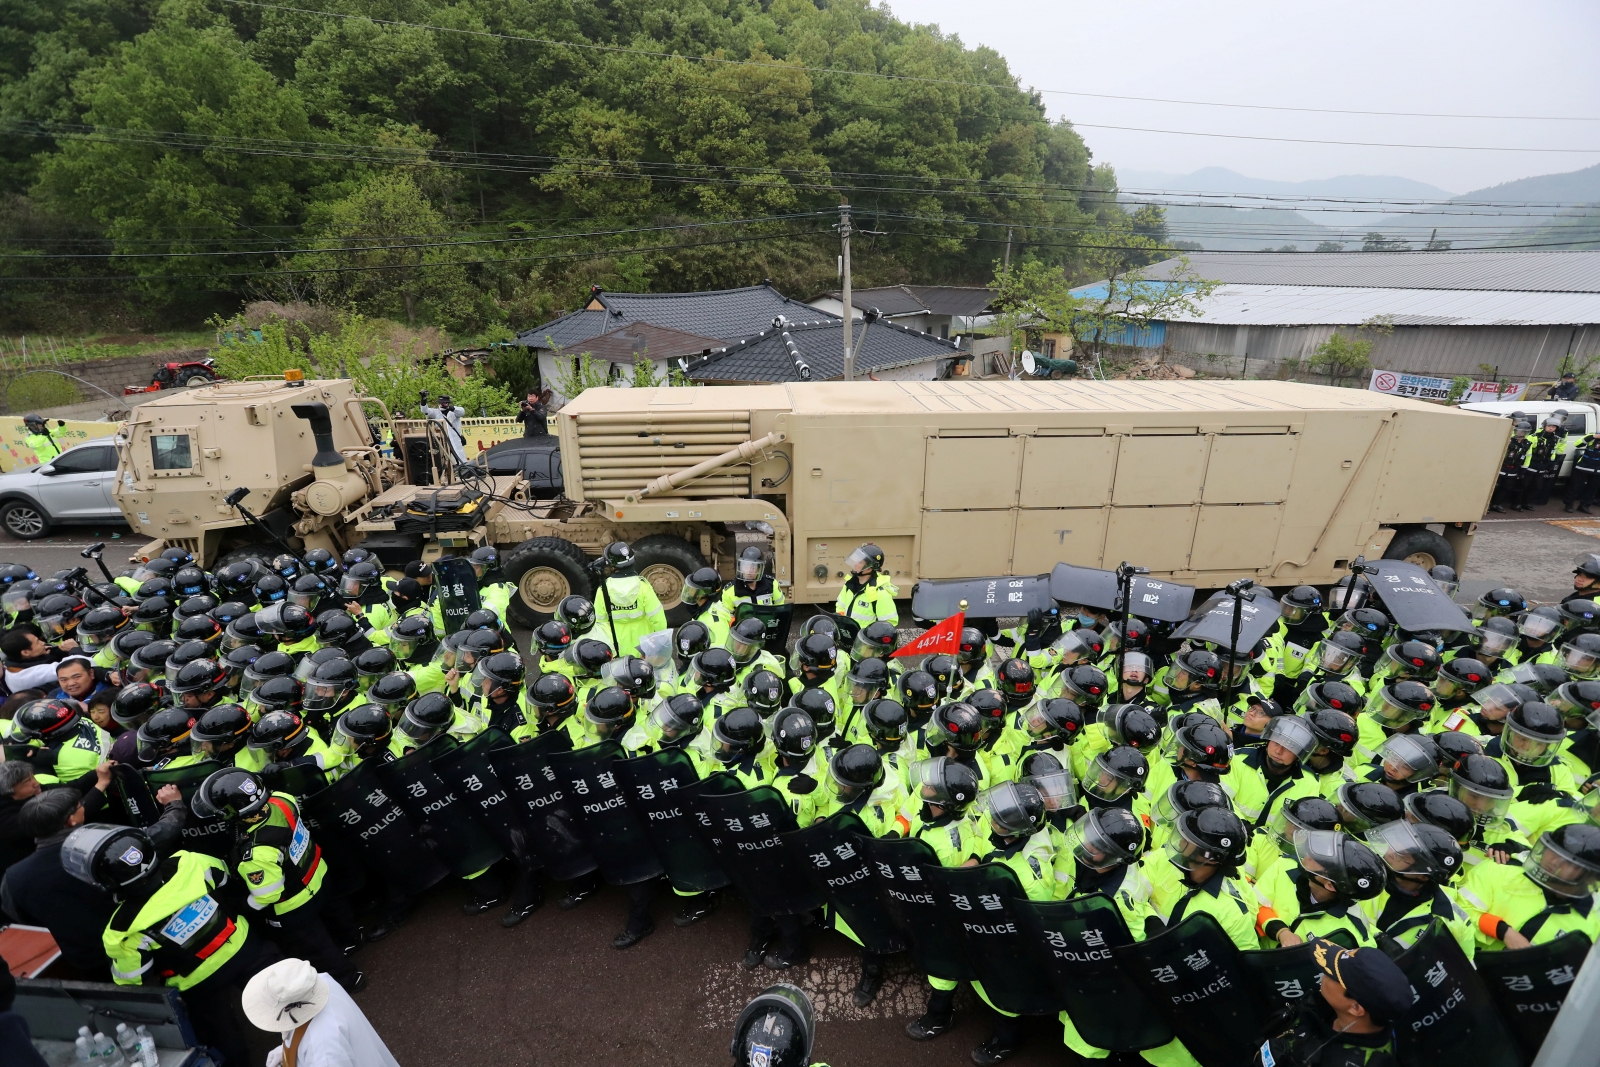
[0,436,124,539]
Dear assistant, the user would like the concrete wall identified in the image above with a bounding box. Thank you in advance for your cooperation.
[1164,322,1600,384]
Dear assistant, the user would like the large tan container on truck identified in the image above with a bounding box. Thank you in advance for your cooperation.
[115,376,1508,625]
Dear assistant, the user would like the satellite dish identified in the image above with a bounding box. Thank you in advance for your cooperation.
[1021,350,1037,375]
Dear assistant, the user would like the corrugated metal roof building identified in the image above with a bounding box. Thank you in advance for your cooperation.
[1129,250,1600,382]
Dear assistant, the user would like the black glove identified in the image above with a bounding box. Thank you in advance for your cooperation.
[262,762,288,778]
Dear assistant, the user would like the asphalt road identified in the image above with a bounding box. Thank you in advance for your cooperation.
[5,506,1599,1065]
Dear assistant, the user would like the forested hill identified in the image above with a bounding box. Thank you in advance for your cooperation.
[0,0,1123,332]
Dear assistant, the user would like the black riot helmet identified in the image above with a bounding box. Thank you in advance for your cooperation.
[1082,745,1150,803]
[605,655,655,703]
[529,673,578,724]
[398,692,456,747]
[1366,820,1462,883]
[366,672,417,718]
[853,620,897,662]
[583,686,636,739]
[13,697,82,740]
[1064,807,1145,870]
[108,628,155,667]
[647,693,704,746]
[965,688,1008,738]
[1504,701,1568,767]
[1167,648,1221,694]
[1172,717,1233,773]
[1100,617,1149,656]
[466,544,498,581]
[1334,781,1405,835]
[794,633,837,677]
[270,553,301,580]
[1527,824,1600,899]
[566,638,613,678]
[997,658,1036,710]
[925,701,984,753]
[130,596,173,637]
[240,649,296,703]
[127,638,178,683]
[1403,791,1476,846]
[914,755,980,812]
[1305,708,1359,758]
[770,707,817,761]
[729,985,815,1067]
[680,567,722,608]
[957,627,988,668]
[176,594,220,622]
[845,656,889,706]
[557,595,596,637]
[172,566,209,599]
[1478,587,1528,618]
[253,573,288,607]
[1382,640,1441,682]
[61,824,161,896]
[736,545,766,584]
[845,543,885,579]
[535,620,573,659]
[742,668,786,718]
[250,676,304,717]
[474,651,526,698]
[339,560,383,600]
[110,683,163,728]
[673,620,712,671]
[1059,665,1109,709]
[189,704,253,759]
[353,646,397,685]
[335,705,392,758]
[135,707,198,763]
[688,647,737,692]
[1294,830,1386,901]
[1100,704,1161,750]
[1154,779,1234,826]
[1020,697,1085,746]
[826,744,885,803]
[712,706,767,764]
[248,710,311,755]
[1279,585,1323,626]
[980,780,1046,839]
[923,654,958,700]
[313,611,362,649]
[462,607,504,636]
[601,541,636,574]
[1433,657,1491,702]
[168,658,228,707]
[215,561,258,599]
[897,670,939,721]
[134,577,174,605]
[863,698,909,747]
[256,602,315,641]
[1167,807,1248,871]
[174,613,224,653]
[1327,573,1373,612]
[791,687,837,741]
[728,616,769,666]
[303,657,358,715]
[78,604,131,651]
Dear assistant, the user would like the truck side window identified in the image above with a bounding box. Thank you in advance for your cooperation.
[151,433,193,470]
[1565,414,1587,436]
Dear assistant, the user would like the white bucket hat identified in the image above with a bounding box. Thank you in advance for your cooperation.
[242,959,330,1032]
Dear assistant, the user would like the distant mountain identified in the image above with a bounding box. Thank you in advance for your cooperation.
[1120,165,1600,252]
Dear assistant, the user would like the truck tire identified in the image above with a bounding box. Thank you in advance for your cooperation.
[1383,528,1455,571]
[504,537,592,627]
[630,534,707,626]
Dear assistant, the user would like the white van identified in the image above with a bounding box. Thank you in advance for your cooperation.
[1457,400,1599,480]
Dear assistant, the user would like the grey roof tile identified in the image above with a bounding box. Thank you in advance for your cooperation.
[1142,249,1600,293]
[684,317,961,383]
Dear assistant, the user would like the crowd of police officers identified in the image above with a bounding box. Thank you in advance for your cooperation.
[1,535,1599,1067]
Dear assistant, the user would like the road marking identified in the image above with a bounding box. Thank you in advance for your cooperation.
[1545,519,1600,539]
[698,955,930,1026]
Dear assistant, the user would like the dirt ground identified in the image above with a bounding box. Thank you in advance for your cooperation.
[352,879,1074,1067]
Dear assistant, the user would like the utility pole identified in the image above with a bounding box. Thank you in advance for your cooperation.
[1004,227,1013,269]
[840,202,855,381]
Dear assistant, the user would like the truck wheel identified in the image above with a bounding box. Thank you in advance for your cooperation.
[630,534,707,625]
[0,500,50,539]
[504,537,592,627]
[1383,528,1455,571]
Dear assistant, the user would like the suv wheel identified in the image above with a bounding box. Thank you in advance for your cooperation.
[1,500,51,539]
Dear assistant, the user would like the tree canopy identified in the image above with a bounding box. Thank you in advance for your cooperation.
[2,0,1153,332]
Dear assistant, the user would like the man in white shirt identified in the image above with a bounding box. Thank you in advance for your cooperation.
[244,958,400,1067]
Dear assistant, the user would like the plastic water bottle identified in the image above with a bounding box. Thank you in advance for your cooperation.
[92,1031,127,1067]
[75,1036,94,1066]
[115,1023,140,1062]
[135,1025,159,1067]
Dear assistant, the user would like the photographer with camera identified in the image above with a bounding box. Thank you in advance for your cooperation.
[420,390,469,464]
[516,389,551,438]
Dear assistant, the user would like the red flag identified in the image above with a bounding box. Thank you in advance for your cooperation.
[892,611,965,658]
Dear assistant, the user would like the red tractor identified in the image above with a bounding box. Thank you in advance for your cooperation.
[123,357,220,395]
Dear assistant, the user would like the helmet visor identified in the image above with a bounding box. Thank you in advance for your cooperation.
[303,680,352,713]
[339,573,365,598]
[38,613,76,642]
[1,585,33,616]
[729,628,765,664]
[1365,819,1450,879]
[286,588,320,611]
[1447,773,1513,826]
[1526,834,1600,898]
[1520,613,1561,641]
[1505,717,1564,766]
[1292,829,1366,896]
[1164,818,1235,872]
[433,633,467,672]
[1315,641,1359,676]
[1082,753,1142,802]
[1329,584,1368,611]
[737,556,764,582]
[1025,766,1076,810]
[1380,733,1440,783]
[387,623,426,661]
[1051,631,1098,667]
[1260,715,1317,762]
[844,547,874,575]
[1473,627,1516,659]
[1562,643,1600,678]
[1371,688,1425,729]
[976,785,1039,837]
[1119,651,1153,686]
[648,699,700,743]
[1473,683,1521,723]
[334,716,387,750]
[637,630,673,674]
[79,625,116,653]
[913,757,966,808]
[1064,811,1135,868]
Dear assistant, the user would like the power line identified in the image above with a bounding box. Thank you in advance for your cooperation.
[219,0,1600,124]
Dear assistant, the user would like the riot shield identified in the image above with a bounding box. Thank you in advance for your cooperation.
[922,863,1060,1015]
[861,834,974,981]
[1476,933,1591,1061]
[912,575,1053,622]
[1049,563,1196,623]
[262,762,328,799]
[782,815,905,955]
[808,611,860,650]
[1369,560,1475,634]
[1024,894,1173,1052]
[434,556,481,636]
[1112,912,1264,1067]
[613,748,729,893]
[146,760,231,859]
[547,740,663,886]
[693,785,823,917]
[431,728,527,865]
[489,732,596,881]
[377,736,503,878]
[1388,919,1520,1067]
[111,764,160,828]
[1238,936,1352,1015]
[301,759,449,897]
[1173,590,1282,652]
[734,601,795,656]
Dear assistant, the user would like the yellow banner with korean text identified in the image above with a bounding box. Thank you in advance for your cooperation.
[0,417,123,472]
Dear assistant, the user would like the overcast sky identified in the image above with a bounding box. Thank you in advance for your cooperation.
[888,0,1600,196]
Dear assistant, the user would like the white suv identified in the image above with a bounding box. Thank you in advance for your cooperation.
[0,436,125,539]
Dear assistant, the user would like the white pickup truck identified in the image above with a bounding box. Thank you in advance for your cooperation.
[1459,399,1598,480]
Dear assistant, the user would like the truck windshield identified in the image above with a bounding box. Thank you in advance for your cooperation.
[151,433,192,469]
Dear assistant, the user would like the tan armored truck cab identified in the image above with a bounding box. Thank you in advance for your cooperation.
[114,376,1509,627]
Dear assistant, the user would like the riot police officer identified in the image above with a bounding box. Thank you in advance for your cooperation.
[835,543,898,626]
[722,546,785,614]
[590,542,667,656]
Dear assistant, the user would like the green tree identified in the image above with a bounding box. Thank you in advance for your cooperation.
[1307,332,1373,386]
[291,171,476,328]
[1314,241,1343,252]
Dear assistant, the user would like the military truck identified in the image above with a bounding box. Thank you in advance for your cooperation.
[113,374,1509,626]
